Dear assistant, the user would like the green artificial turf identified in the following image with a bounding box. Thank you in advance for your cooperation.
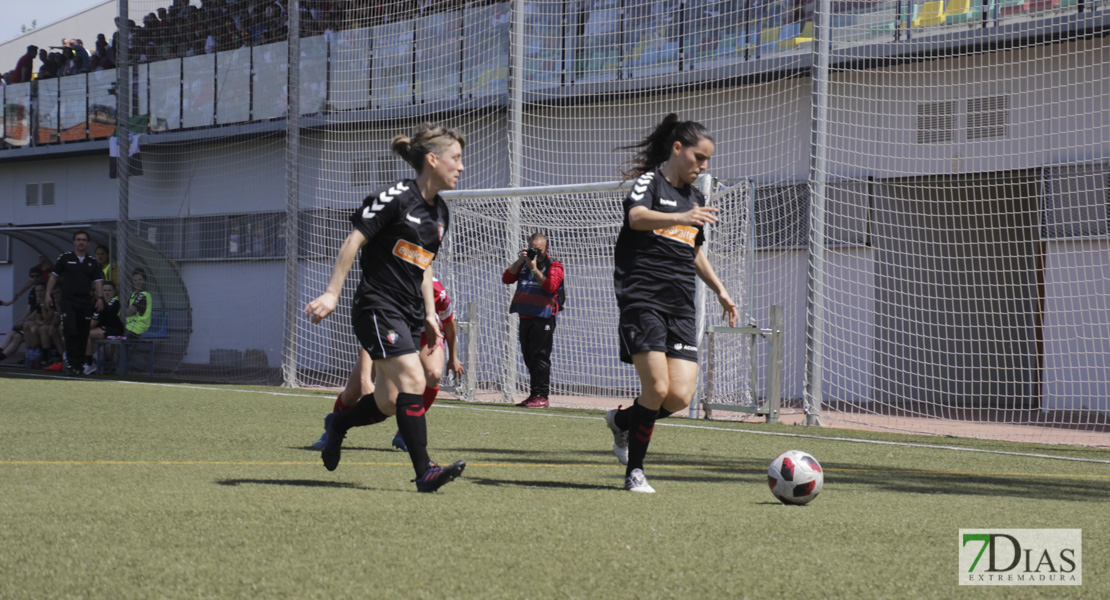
[1,371,1107,599]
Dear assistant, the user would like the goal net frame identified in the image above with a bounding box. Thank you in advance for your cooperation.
[438,175,778,419]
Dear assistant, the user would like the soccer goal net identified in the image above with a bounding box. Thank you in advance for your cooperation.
[431,176,758,406]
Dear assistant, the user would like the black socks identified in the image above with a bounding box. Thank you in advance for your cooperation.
[615,397,673,431]
[394,392,432,477]
[335,393,389,430]
[626,402,659,476]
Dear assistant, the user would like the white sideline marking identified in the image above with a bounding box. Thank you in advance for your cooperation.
[7,370,1109,465]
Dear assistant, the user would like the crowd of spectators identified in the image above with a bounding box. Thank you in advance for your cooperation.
[3,0,508,85]
[2,36,115,85]
[126,0,507,63]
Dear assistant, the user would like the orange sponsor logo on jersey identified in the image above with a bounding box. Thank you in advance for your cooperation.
[392,239,435,270]
[653,224,698,247]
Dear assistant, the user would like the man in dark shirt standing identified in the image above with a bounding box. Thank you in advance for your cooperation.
[45,231,104,375]
[11,46,37,84]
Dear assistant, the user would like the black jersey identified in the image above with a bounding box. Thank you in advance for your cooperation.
[94,296,125,332]
[613,169,706,315]
[53,251,103,304]
[348,179,449,318]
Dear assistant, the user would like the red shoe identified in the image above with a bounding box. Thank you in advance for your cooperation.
[43,361,64,372]
[520,395,549,408]
[515,395,535,407]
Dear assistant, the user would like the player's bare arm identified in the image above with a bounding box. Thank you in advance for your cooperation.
[421,265,442,349]
[694,247,737,327]
[44,273,58,310]
[305,229,366,324]
[443,317,464,378]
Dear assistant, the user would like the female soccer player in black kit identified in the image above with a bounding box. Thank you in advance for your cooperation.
[304,123,467,493]
[607,114,738,493]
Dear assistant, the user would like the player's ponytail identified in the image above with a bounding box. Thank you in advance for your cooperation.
[392,123,467,174]
[619,114,713,181]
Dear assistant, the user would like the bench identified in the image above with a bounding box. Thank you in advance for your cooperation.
[94,312,168,376]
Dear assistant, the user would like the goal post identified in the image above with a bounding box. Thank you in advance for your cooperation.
[702,305,785,424]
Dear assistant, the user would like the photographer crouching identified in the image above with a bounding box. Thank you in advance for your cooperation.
[502,233,565,408]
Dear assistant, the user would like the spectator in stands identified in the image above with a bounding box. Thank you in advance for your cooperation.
[94,245,118,288]
[11,46,37,84]
[137,13,160,61]
[101,34,116,67]
[220,16,250,52]
[172,0,191,20]
[110,27,128,63]
[83,281,125,374]
[125,268,154,337]
[94,34,115,69]
[59,46,79,77]
[179,27,203,57]
[248,11,270,45]
[65,39,91,73]
[36,52,61,80]
[261,3,286,43]
[35,48,49,75]
[47,52,65,79]
[502,232,565,408]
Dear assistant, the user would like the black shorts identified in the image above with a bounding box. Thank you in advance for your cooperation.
[98,324,125,337]
[353,307,422,361]
[618,307,698,364]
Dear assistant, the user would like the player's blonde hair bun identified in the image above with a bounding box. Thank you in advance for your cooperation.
[391,123,466,173]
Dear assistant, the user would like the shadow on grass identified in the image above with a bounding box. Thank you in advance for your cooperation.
[444,447,1110,502]
[287,445,401,455]
[436,446,646,465]
[467,476,614,491]
[283,445,1108,502]
[215,478,381,491]
[645,457,1110,503]
[819,465,1110,503]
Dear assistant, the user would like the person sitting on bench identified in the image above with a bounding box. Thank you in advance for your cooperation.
[84,281,125,374]
[125,269,154,338]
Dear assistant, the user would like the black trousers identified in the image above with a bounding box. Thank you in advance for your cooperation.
[518,317,556,397]
[61,299,92,370]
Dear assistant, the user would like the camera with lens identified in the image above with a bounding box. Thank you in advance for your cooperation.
[526,247,539,260]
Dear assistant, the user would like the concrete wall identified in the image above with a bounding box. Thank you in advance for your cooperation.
[0,155,117,223]
[826,38,1110,179]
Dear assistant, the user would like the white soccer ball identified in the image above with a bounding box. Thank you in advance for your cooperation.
[767,450,824,505]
